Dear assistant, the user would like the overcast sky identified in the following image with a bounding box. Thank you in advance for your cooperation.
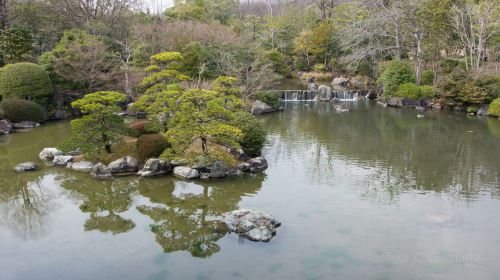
[143,0,174,13]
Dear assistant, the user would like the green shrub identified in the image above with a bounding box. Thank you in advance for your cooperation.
[232,112,266,156]
[313,63,326,72]
[467,105,480,113]
[378,60,415,97]
[136,134,170,162]
[439,58,466,74]
[395,83,420,100]
[0,62,53,102]
[474,76,500,99]
[418,85,435,99]
[255,91,281,109]
[420,70,435,86]
[488,98,500,117]
[0,98,46,123]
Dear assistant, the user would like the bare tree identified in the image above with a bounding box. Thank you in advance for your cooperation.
[403,0,426,85]
[50,0,137,26]
[52,37,120,93]
[451,0,499,70]
[313,0,337,21]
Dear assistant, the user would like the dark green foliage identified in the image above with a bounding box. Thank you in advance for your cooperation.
[232,112,266,156]
[181,42,219,79]
[395,83,420,100]
[0,26,35,62]
[474,76,500,99]
[418,86,435,99]
[488,98,500,117]
[255,91,281,109]
[0,62,53,101]
[378,61,415,97]
[420,70,435,86]
[439,58,466,74]
[0,98,45,123]
[136,134,170,162]
[263,49,291,77]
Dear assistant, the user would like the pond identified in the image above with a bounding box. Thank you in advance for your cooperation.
[1,101,500,280]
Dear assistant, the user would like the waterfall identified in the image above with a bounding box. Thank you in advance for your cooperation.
[281,89,374,101]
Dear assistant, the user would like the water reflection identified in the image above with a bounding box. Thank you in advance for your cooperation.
[0,173,55,239]
[61,177,137,235]
[137,175,265,258]
[263,102,500,202]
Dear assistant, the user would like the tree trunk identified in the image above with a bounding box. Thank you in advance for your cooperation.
[201,137,207,154]
[0,0,7,30]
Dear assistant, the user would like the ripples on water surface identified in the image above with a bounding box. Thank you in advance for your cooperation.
[1,102,500,280]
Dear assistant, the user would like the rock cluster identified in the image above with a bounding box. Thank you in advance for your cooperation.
[39,148,64,161]
[91,163,113,179]
[138,158,171,177]
[108,156,139,175]
[222,209,281,242]
[0,120,13,135]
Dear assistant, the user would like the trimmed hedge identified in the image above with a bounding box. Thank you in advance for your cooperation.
[232,112,266,156]
[136,134,169,162]
[488,98,500,117]
[395,84,435,100]
[378,60,415,97]
[0,62,53,101]
[0,98,46,123]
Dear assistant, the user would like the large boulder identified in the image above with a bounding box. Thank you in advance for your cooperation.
[108,156,139,174]
[332,76,350,86]
[91,163,113,179]
[238,162,250,172]
[248,157,268,173]
[53,155,73,166]
[39,148,64,161]
[71,161,94,172]
[14,162,38,172]
[13,121,40,129]
[222,209,281,242]
[387,97,418,107]
[477,104,489,115]
[307,82,317,91]
[138,158,171,177]
[173,166,199,179]
[210,161,227,178]
[251,100,274,115]
[316,85,332,101]
[0,120,13,135]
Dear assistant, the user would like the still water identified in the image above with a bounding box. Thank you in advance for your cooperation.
[1,102,500,280]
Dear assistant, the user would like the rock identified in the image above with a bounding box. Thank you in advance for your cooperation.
[227,168,243,176]
[332,76,350,86]
[251,100,274,115]
[12,121,40,129]
[238,162,250,172]
[222,209,281,242]
[52,109,69,120]
[387,97,418,107]
[173,166,199,179]
[330,97,341,103]
[138,158,171,177]
[335,104,350,113]
[200,173,210,180]
[170,159,189,167]
[307,77,316,84]
[477,104,489,115]
[0,120,13,135]
[14,162,37,172]
[307,82,317,91]
[417,114,425,118]
[71,161,95,172]
[248,157,268,173]
[53,155,73,166]
[431,102,443,109]
[108,156,139,174]
[227,147,249,162]
[68,148,81,156]
[316,85,332,101]
[210,161,227,178]
[91,163,113,179]
[39,148,64,161]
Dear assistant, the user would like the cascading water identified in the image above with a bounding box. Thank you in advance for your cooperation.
[281,89,374,101]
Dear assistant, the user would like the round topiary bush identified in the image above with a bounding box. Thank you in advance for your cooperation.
[232,112,266,156]
[0,62,53,101]
[0,98,46,123]
[395,83,420,100]
[378,60,415,97]
[136,133,170,162]
[488,98,500,117]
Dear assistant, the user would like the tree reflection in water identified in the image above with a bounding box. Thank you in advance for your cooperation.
[0,173,54,239]
[62,177,137,235]
[137,174,265,258]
